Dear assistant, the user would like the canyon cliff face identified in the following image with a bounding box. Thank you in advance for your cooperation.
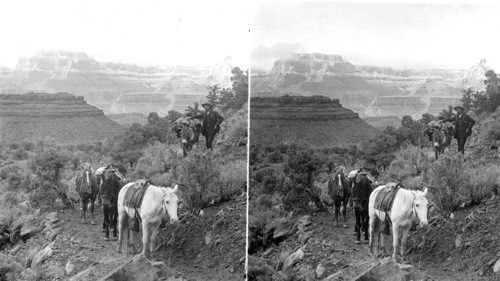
[0,92,124,144]
[252,53,491,118]
[0,51,233,114]
[251,95,380,147]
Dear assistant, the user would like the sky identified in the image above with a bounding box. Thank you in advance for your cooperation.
[252,1,500,71]
[0,0,251,68]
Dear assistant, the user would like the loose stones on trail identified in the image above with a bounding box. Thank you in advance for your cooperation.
[352,257,423,281]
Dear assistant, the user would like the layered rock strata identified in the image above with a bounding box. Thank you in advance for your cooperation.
[251,95,380,147]
[0,92,124,144]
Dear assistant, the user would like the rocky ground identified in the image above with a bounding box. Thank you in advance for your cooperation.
[1,194,246,281]
[249,196,500,281]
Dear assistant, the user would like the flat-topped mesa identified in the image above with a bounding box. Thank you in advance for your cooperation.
[251,95,359,121]
[270,53,355,75]
[0,92,104,117]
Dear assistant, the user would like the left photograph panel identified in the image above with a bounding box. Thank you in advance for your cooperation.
[0,1,249,280]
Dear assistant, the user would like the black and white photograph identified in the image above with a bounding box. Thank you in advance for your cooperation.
[0,1,248,280]
[248,1,500,281]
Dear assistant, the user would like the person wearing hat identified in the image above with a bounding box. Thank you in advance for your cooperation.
[441,105,475,154]
[200,102,224,150]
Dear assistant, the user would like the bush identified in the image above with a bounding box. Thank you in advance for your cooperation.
[268,150,284,163]
[150,173,173,187]
[12,148,28,160]
[251,167,275,182]
[177,149,220,213]
[0,165,20,180]
[0,253,24,281]
[217,159,246,202]
[134,156,165,178]
[2,191,19,206]
[20,141,35,151]
[8,143,19,150]
[427,154,466,212]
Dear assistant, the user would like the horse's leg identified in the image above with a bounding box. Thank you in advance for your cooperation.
[81,196,87,224]
[363,209,370,241]
[117,211,125,253]
[369,215,377,254]
[342,198,348,228]
[354,206,361,243]
[141,219,149,257]
[333,198,339,227]
[104,205,110,239]
[112,207,118,238]
[149,220,161,256]
[400,224,411,263]
[90,196,96,225]
[391,223,400,263]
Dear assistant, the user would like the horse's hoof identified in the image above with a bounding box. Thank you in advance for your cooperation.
[104,237,111,241]
[343,223,347,228]
[91,221,96,225]
[101,229,106,233]
[355,240,361,244]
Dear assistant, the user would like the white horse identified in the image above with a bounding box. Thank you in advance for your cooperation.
[117,183,180,257]
[368,184,429,263]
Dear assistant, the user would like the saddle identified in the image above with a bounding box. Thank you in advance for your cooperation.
[374,182,403,212]
[123,179,152,209]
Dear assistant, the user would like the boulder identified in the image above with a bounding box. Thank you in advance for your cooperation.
[493,259,500,273]
[65,260,76,275]
[352,257,423,281]
[69,267,94,281]
[98,254,174,281]
[283,247,305,270]
[316,263,326,278]
[273,224,293,241]
[45,212,60,224]
[31,242,54,267]
[322,270,343,281]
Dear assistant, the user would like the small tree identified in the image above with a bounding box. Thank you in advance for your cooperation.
[206,84,221,107]
[460,88,474,111]
[29,147,72,207]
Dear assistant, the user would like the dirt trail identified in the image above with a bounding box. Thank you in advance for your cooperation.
[262,205,488,280]
[37,203,212,280]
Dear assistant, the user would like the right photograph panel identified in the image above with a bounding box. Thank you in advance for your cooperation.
[248,2,500,280]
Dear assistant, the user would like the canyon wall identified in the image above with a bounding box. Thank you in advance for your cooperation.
[0,92,124,144]
[251,95,380,147]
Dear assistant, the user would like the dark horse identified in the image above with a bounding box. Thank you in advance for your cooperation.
[100,168,124,239]
[75,166,99,224]
[328,170,351,228]
[352,172,375,243]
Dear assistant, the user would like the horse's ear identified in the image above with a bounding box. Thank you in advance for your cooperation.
[173,184,178,193]
[422,187,428,196]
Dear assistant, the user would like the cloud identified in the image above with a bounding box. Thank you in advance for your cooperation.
[251,42,306,72]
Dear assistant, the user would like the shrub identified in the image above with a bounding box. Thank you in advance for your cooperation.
[268,150,283,163]
[134,156,165,178]
[0,253,24,281]
[150,173,173,187]
[8,143,19,150]
[0,165,20,180]
[2,191,19,206]
[12,148,28,160]
[20,141,35,151]
[217,159,246,202]
[427,153,466,212]
[177,149,220,213]
[262,175,277,194]
[251,167,275,182]
[276,142,289,154]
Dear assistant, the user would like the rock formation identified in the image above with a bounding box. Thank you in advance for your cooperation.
[0,92,124,144]
[0,51,233,114]
[253,53,489,118]
[251,95,380,147]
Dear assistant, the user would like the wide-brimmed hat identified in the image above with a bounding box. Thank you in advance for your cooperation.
[202,103,214,108]
[453,105,465,111]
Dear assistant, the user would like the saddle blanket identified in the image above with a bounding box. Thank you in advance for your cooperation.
[374,182,403,212]
[123,179,151,209]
